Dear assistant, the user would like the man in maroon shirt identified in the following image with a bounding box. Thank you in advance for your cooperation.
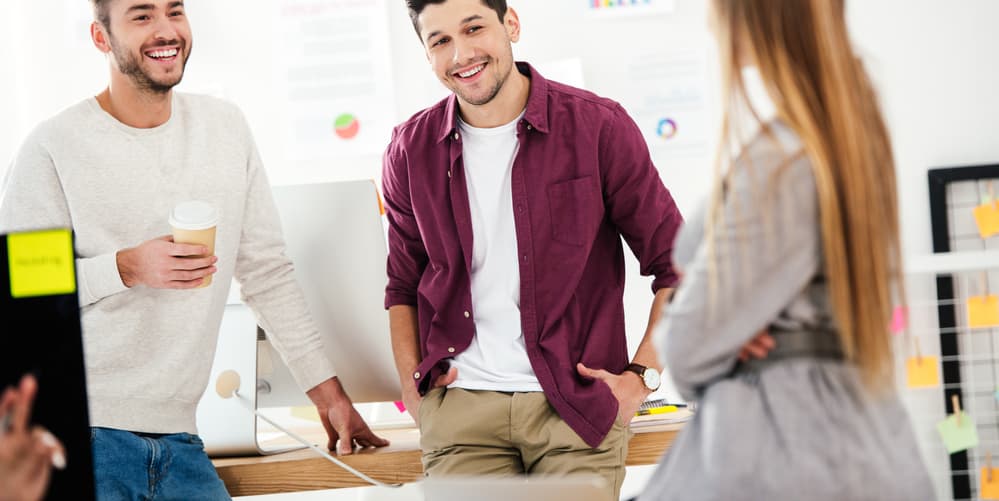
[382,0,683,497]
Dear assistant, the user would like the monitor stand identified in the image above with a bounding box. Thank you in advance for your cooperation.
[196,302,308,457]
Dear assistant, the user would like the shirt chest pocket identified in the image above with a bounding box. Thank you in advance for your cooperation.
[547,176,599,247]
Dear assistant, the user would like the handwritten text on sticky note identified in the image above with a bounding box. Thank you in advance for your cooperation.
[7,229,76,298]
[906,357,941,389]
[968,295,999,328]
[936,413,979,454]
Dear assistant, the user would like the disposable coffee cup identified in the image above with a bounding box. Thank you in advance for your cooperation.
[169,201,219,287]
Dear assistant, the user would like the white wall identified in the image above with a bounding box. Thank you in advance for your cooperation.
[3,3,999,498]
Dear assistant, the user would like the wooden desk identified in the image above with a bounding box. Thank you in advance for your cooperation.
[213,422,681,497]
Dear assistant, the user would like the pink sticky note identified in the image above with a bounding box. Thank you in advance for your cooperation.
[394,400,406,413]
[891,306,908,335]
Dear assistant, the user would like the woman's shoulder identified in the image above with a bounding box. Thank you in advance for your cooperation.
[730,120,814,195]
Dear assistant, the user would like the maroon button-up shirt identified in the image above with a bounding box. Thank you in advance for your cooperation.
[382,62,683,447]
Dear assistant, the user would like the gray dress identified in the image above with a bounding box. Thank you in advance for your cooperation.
[638,122,934,501]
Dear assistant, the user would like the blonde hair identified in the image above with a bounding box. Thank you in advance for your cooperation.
[710,0,903,390]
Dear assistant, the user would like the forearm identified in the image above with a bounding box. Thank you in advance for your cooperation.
[633,287,672,371]
[388,305,422,387]
[305,376,347,407]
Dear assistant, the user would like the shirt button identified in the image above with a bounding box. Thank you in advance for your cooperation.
[522,254,529,262]
[517,205,525,213]
[464,311,470,318]
[453,132,460,141]
[448,347,456,353]
[526,124,533,131]
[414,372,421,379]
[447,170,452,178]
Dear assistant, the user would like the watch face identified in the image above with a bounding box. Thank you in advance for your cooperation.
[644,369,661,390]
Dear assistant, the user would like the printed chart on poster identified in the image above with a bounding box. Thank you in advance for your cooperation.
[614,49,712,163]
[272,0,396,170]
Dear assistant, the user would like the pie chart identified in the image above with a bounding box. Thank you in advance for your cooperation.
[334,113,360,140]
[657,118,678,140]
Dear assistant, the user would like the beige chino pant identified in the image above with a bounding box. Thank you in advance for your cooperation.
[418,387,631,501]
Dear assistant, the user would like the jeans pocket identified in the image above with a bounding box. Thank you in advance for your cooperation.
[176,433,205,448]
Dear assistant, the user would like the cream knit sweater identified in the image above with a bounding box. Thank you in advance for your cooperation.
[0,93,334,434]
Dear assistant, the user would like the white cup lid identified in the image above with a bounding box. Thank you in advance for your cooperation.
[169,201,219,230]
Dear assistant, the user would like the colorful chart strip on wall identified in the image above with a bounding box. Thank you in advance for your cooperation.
[585,0,675,18]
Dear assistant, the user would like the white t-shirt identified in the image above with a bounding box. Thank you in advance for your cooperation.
[450,111,542,392]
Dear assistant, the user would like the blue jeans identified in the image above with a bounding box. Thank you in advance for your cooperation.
[90,427,231,501]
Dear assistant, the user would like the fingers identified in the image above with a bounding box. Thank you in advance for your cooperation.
[739,333,777,361]
[0,386,16,421]
[335,423,354,456]
[316,407,339,452]
[43,431,66,470]
[171,255,218,271]
[433,367,458,388]
[170,243,212,258]
[354,428,390,449]
[33,428,66,470]
[576,363,612,381]
[752,331,776,347]
[10,375,37,434]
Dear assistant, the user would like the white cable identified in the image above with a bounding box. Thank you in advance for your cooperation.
[239,392,402,488]
[214,370,401,488]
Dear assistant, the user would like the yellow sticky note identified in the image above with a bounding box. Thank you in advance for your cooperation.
[7,229,76,298]
[974,203,999,239]
[906,357,941,388]
[968,295,999,328]
[981,469,999,500]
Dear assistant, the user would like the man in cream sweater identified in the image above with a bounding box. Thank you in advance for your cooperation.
[0,0,388,498]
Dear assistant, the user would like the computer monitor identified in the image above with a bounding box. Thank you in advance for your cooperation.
[260,179,400,406]
[0,228,96,500]
[197,179,402,456]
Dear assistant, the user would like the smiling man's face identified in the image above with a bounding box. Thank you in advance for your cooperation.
[418,0,519,107]
[101,0,193,94]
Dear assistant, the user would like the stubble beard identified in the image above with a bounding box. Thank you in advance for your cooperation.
[109,34,190,95]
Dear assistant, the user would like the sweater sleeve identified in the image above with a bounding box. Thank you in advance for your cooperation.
[0,127,128,306]
[230,115,335,392]
[655,139,822,401]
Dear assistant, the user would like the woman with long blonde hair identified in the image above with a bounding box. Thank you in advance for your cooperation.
[638,1,933,499]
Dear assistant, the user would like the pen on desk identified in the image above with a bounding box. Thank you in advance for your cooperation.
[638,399,688,410]
[635,405,678,416]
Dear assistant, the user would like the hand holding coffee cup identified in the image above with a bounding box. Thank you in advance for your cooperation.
[169,201,219,288]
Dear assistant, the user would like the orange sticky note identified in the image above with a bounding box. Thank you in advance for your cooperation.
[906,356,941,388]
[982,469,999,500]
[968,295,999,328]
[890,306,907,334]
[974,203,999,239]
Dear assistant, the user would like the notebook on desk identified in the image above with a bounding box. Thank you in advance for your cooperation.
[0,228,96,500]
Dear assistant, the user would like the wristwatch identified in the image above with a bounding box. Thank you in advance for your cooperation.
[625,363,661,392]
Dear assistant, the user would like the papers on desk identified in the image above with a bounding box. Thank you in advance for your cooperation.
[630,406,693,429]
